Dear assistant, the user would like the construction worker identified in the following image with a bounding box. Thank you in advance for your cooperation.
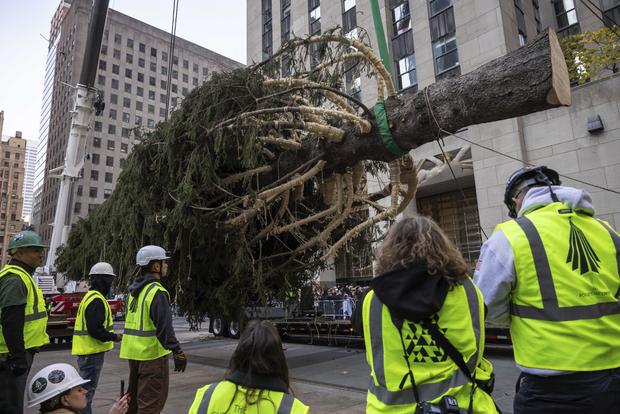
[27,363,129,414]
[474,165,620,413]
[360,216,497,413]
[189,320,309,414]
[72,262,123,414]
[0,230,49,414]
[120,245,187,414]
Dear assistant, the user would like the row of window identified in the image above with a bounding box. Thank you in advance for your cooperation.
[98,59,201,85]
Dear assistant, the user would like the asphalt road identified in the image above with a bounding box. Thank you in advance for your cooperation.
[25,318,519,413]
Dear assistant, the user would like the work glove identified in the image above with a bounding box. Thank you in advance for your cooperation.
[8,354,29,376]
[173,350,187,372]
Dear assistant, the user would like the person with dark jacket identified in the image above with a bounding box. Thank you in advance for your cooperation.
[72,262,123,414]
[120,245,187,414]
[360,216,497,413]
[0,230,49,414]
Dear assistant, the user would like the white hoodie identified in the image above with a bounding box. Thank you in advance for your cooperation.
[474,185,595,375]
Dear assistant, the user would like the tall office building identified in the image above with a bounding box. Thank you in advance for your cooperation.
[22,140,37,223]
[37,0,244,245]
[0,131,27,265]
[248,0,620,280]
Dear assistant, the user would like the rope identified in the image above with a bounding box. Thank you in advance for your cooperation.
[373,102,409,156]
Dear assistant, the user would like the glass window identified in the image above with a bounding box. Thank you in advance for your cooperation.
[183,59,189,69]
[161,80,167,90]
[433,35,459,74]
[114,33,121,44]
[162,51,168,62]
[160,107,166,117]
[135,115,142,126]
[150,62,157,72]
[110,94,118,105]
[124,83,132,93]
[126,38,133,48]
[601,0,620,27]
[173,55,179,65]
[137,87,144,97]
[108,124,116,134]
[74,202,81,214]
[193,63,199,73]
[429,0,452,17]
[109,109,117,120]
[97,75,105,86]
[202,67,208,76]
[138,58,145,68]
[139,43,146,53]
[121,128,130,138]
[147,119,155,128]
[93,137,101,148]
[113,49,121,59]
[99,60,107,70]
[126,53,133,64]
[91,153,100,164]
[107,140,115,150]
[344,0,355,12]
[192,77,198,86]
[554,0,580,34]
[136,101,143,111]
[182,73,188,82]
[392,2,412,36]
[397,54,417,89]
[101,45,107,55]
[106,156,114,166]
[105,172,113,183]
[111,79,119,90]
[112,64,119,74]
[121,143,128,153]
[125,68,132,78]
[138,72,144,82]
[149,90,155,100]
[160,94,167,103]
[94,121,102,132]
[172,70,178,79]
[89,187,98,198]
[90,170,99,181]
[149,76,156,86]
[161,66,168,76]
[122,111,130,122]
[148,104,155,114]
[150,47,157,57]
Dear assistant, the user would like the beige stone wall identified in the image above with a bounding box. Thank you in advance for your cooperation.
[0,135,26,265]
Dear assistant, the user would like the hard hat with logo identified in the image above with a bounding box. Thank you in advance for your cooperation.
[27,363,90,407]
[136,245,170,266]
[504,165,561,218]
[88,262,116,277]
[8,230,46,251]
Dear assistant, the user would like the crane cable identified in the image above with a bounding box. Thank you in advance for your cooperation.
[165,0,180,121]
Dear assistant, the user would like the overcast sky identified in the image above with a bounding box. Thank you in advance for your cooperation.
[0,0,247,142]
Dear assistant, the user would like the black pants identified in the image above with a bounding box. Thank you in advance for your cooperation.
[514,368,620,414]
[0,350,35,414]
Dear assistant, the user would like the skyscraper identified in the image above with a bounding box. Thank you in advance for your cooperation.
[36,0,244,246]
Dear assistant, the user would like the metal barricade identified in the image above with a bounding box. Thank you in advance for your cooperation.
[316,299,356,319]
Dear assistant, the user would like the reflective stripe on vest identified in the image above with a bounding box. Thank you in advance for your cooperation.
[366,278,481,405]
[0,265,49,353]
[119,281,171,360]
[191,381,300,414]
[72,290,114,355]
[509,216,620,321]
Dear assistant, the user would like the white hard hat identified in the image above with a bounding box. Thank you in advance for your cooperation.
[88,262,116,277]
[27,363,90,407]
[136,245,170,266]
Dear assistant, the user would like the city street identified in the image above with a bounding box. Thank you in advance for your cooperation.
[26,318,519,414]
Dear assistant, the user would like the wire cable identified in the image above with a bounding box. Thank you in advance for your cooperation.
[577,0,620,37]
[165,0,180,121]
[422,88,620,197]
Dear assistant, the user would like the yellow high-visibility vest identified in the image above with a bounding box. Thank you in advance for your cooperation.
[119,281,171,360]
[497,201,620,371]
[0,264,49,353]
[363,278,497,414]
[188,381,309,414]
[72,290,114,355]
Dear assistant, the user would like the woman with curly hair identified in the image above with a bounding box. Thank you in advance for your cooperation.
[188,320,309,413]
[360,215,498,414]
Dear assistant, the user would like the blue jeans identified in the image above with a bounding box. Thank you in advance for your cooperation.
[77,352,106,414]
[514,367,620,414]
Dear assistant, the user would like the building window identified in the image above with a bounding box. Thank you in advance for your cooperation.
[125,68,132,78]
[137,72,144,82]
[113,49,121,59]
[94,121,102,132]
[135,115,143,126]
[121,128,130,138]
[89,187,98,198]
[173,55,179,65]
[148,104,155,114]
[104,189,112,199]
[106,156,114,167]
[391,0,416,90]
[161,66,168,76]
[515,0,527,46]
[172,70,178,80]
[114,33,121,44]
[160,107,166,117]
[343,0,356,34]
[122,111,130,122]
[136,101,143,111]
[601,0,620,26]
[108,124,116,134]
[112,64,119,74]
[162,51,169,62]
[110,94,118,105]
[88,204,98,213]
[111,79,119,90]
[101,45,107,55]
[262,0,273,60]
[171,84,177,93]
[124,83,132,93]
[150,62,157,72]
[105,172,113,183]
[554,0,580,37]
[126,38,133,48]
[182,87,188,96]
[107,140,115,151]
[137,87,144,97]
[90,170,99,181]
[99,60,107,70]
[281,0,291,42]
[97,75,105,86]
[91,153,100,164]
[77,185,83,196]
[126,53,133,64]
[74,202,81,214]
[149,76,156,86]
[183,59,189,69]
[429,0,460,79]
[139,42,146,53]
[93,137,101,148]
[193,63,199,73]
[138,57,145,68]
[202,67,208,76]
[109,109,117,120]
[147,119,155,128]
[160,94,167,104]
[161,80,167,90]
[397,55,417,90]
[392,0,412,36]
[121,143,128,153]
[182,73,188,82]
[309,0,322,66]
[150,47,157,58]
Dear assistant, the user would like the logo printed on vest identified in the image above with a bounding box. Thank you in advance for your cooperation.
[566,217,600,275]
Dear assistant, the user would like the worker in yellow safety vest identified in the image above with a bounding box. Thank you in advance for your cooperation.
[474,165,620,413]
[72,262,123,414]
[120,245,187,413]
[355,216,498,414]
[189,320,309,414]
[0,230,49,414]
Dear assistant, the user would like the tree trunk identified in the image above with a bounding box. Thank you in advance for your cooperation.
[273,29,570,177]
